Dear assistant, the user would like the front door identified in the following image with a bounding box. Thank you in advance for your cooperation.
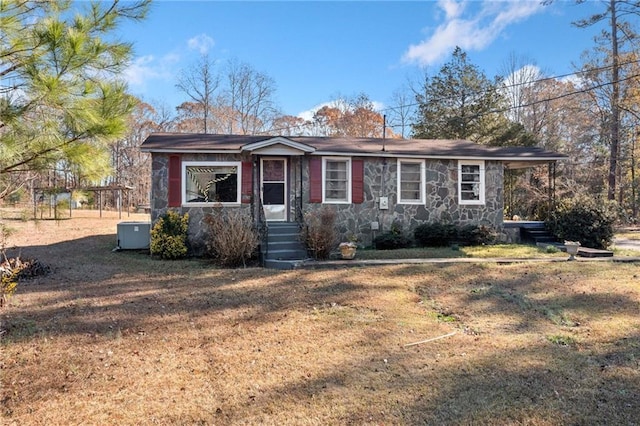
[261,158,287,221]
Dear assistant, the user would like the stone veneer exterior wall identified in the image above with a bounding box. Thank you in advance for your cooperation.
[300,157,503,247]
[151,153,253,256]
[150,153,505,254]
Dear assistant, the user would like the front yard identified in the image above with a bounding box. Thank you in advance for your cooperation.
[1,214,639,424]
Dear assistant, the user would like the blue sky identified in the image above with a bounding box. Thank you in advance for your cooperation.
[120,0,610,119]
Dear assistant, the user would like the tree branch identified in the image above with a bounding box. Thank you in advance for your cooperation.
[1,133,87,174]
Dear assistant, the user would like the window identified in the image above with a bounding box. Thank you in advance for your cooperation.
[183,161,241,204]
[323,157,351,203]
[458,160,485,205]
[398,159,425,204]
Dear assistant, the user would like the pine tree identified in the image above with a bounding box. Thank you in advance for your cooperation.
[412,47,533,146]
[0,0,150,198]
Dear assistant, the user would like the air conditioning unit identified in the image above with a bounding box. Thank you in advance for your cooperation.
[116,221,151,250]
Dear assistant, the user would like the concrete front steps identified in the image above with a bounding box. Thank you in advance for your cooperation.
[262,222,310,269]
[519,222,558,245]
[518,221,613,258]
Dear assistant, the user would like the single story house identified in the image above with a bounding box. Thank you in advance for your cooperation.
[140,133,566,257]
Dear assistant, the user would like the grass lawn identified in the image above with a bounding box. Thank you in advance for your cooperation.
[355,244,570,260]
[1,213,640,424]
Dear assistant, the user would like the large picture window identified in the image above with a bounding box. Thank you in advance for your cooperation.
[323,157,351,203]
[458,160,485,205]
[398,159,425,204]
[183,161,241,204]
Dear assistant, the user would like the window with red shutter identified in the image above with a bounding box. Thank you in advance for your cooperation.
[352,159,364,204]
[241,161,253,203]
[168,155,182,207]
[309,157,322,203]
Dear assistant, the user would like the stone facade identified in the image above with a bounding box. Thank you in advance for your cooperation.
[150,153,505,254]
[151,153,252,255]
[300,157,503,246]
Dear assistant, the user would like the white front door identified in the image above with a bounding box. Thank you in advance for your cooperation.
[261,158,287,221]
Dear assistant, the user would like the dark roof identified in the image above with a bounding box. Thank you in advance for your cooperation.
[141,133,567,168]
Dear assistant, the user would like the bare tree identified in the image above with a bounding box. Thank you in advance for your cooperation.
[308,93,390,138]
[110,100,175,206]
[499,52,544,124]
[386,84,416,138]
[175,54,219,133]
[270,115,308,136]
[221,59,279,135]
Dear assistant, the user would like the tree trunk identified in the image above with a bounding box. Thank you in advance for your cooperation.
[608,0,620,200]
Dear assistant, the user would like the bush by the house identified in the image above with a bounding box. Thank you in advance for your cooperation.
[150,210,189,260]
[414,222,457,247]
[203,209,259,267]
[457,224,497,245]
[546,195,619,250]
[373,224,412,250]
[302,207,338,260]
[414,222,497,247]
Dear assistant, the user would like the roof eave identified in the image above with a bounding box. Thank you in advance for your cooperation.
[241,136,316,153]
[312,150,568,162]
[140,148,243,154]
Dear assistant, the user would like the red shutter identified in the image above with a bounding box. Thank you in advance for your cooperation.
[309,157,322,203]
[352,159,364,204]
[241,161,253,204]
[168,154,182,207]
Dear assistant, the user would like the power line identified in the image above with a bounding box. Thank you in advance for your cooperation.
[261,57,640,135]
[380,56,640,115]
[480,71,640,119]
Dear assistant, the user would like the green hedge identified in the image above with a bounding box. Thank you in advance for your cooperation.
[414,222,497,247]
[546,196,619,250]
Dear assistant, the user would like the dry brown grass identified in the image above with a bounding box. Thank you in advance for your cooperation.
[1,211,639,425]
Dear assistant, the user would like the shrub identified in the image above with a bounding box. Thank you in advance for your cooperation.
[150,210,189,259]
[414,222,497,247]
[1,224,17,307]
[457,224,497,246]
[302,207,338,259]
[203,209,259,267]
[0,225,49,308]
[374,224,412,250]
[546,196,619,250]
[373,231,412,250]
[414,222,457,247]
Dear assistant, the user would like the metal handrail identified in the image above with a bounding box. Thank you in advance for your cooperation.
[257,196,269,262]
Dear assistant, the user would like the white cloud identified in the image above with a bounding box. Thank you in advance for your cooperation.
[123,55,161,86]
[297,100,385,122]
[560,74,584,87]
[439,0,465,20]
[297,102,333,121]
[123,55,175,88]
[187,34,215,55]
[162,52,181,64]
[403,0,544,67]
[504,64,543,86]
